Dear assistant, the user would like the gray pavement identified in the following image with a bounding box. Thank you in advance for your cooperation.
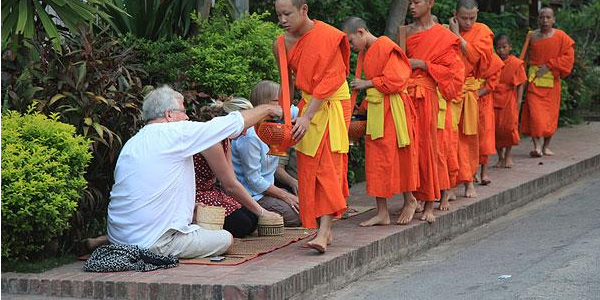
[325,171,600,300]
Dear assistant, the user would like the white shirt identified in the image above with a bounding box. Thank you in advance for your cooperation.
[107,112,245,248]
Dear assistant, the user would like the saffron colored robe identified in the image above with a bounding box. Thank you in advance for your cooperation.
[521,29,575,138]
[493,55,527,148]
[456,22,496,183]
[285,20,351,229]
[406,24,463,201]
[478,54,504,165]
[360,36,418,198]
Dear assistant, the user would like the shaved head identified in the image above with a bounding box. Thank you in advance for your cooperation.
[456,0,478,11]
[540,6,554,16]
[276,0,307,9]
[341,17,369,33]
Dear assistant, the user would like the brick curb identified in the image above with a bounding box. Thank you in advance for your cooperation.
[3,143,599,300]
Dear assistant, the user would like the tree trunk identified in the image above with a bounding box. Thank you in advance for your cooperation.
[232,0,249,19]
[384,0,409,41]
[199,0,212,20]
[529,0,540,28]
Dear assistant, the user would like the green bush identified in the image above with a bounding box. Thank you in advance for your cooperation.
[1,110,92,261]
[185,8,282,97]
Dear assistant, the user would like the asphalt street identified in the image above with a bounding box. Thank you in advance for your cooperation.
[325,171,600,300]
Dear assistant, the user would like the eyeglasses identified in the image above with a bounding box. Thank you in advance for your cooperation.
[169,108,187,114]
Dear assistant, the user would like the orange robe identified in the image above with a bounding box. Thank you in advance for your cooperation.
[359,36,418,198]
[478,54,504,165]
[406,24,463,200]
[285,20,351,228]
[456,23,497,183]
[521,29,575,138]
[493,55,527,148]
[448,54,466,188]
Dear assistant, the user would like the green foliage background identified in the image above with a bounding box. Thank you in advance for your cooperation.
[1,110,92,261]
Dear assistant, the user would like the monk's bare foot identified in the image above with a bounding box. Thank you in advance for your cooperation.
[303,232,332,248]
[473,174,481,183]
[415,201,425,213]
[306,234,328,253]
[504,156,514,168]
[493,159,504,168]
[359,213,390,227]
[464,182,477,198]
[542,148,555,156]
[397,197,418,225]
[480,176,491,186]
[447,189,457,201]
[420,202,436,223]
[439,191,450,211]
[529,149,542,157]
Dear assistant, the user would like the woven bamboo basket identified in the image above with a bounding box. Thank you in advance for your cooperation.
[257,214,284,236]
[196,206,226,230]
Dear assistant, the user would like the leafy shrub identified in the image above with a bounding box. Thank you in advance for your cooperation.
[1,110,92,261]
[2,25,147,250]
[185,7,282,97]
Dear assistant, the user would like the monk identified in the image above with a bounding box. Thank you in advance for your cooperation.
[449,0,502,197]
[477,53,503,185]
[521,7,575,157]
[493,34,527,168]
[273,0,351,253]
[404,0,464,222]
[341,17,418,226]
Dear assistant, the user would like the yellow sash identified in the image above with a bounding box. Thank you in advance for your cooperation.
[365,88,411,148]
[528,65,554,88]
[295,83,350,157]
[436,89,447,130]
[460,77,484,135]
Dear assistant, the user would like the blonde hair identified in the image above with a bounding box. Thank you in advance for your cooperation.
[222,97,253,113]
[249,80,280,107]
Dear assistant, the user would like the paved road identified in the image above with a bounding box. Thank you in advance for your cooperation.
[325,171,600,300]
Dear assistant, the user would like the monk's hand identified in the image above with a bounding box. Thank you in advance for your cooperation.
[449,17,459,34]
[536,64,550,77]
[477,88,488,97]
[292,115,310,141]
[409,59,426,70]
[350,78,371,90]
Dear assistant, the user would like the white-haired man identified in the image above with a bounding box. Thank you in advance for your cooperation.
[107,85,282,258]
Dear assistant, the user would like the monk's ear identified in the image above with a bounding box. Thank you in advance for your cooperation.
[300,4,308,15]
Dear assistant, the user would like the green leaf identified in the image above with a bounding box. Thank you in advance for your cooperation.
[83,117,92,126]
[91,122,104,139]
[15,0,28,35]
[49,94,66,106]
[33,0,62,54]
[76,62,87,88]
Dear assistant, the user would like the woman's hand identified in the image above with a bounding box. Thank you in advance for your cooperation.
[260,209,282,220]
[280,192,300,214]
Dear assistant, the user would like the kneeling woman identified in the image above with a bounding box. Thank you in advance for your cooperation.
[194,98,280,238]
[231,81,301,227]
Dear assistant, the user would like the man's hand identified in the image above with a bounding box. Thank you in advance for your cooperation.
[292,115,310,141]
[268,104,283,119]
[350,78,372,90]
[536,64,550,78]
[409,59,426,70]
[449,17,460,34]
[289,178,299,195]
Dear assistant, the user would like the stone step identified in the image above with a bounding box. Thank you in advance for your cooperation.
[3,122,600,300]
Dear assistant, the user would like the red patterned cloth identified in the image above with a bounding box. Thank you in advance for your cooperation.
[194,140,241,216]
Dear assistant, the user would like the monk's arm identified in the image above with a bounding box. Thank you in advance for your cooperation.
[546,40,575,78]
[375,52,411,94]
[516,83,525,107]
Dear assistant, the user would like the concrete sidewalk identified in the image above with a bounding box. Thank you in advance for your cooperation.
[3,122,600,300]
